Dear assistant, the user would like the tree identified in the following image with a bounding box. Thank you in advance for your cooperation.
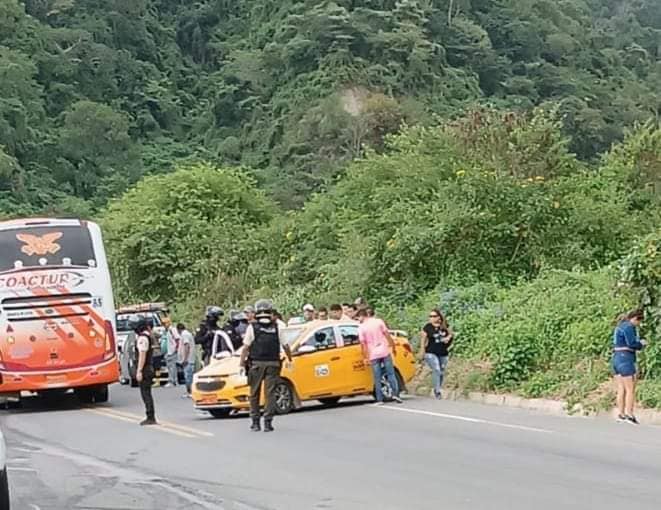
[57,100,141,201]
[0,47,45,159]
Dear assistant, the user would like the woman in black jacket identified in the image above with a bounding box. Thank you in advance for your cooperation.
[419,309,453,399]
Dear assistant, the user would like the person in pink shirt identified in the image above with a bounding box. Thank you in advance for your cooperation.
[357,307,403,405]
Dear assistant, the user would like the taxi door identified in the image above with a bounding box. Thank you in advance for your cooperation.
[289,325,344,400]
[334,324,372,395]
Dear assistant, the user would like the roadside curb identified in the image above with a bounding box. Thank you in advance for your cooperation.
[436,390,661,426]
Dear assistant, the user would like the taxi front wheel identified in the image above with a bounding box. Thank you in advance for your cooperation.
[274,380,294,415]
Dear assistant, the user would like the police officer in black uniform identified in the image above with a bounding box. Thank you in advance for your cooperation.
[195,306,224,365]
[131,316,157,426]
[224,310,245,351]
[239,299,292,432]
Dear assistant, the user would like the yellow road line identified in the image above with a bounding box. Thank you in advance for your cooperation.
[86,407,214,438]
[95,408,215,437]
[85,409,198,438]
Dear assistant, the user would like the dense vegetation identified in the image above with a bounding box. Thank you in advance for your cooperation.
[103,112,661,410]
[1,0,660,213]
[2,0,661,408]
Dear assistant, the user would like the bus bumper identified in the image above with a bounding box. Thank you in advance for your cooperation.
[0,358,119,394]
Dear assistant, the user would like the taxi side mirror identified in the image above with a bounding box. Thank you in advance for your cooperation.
[296,345,316,354]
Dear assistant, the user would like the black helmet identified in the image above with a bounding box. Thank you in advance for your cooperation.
[129,315,149,333]
[255,299,273,316]
[206,306,224,320]
[232,311,247,322]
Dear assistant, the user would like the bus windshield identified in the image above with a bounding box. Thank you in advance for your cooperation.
[0,225,96,273]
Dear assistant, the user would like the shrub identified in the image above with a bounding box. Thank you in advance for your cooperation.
[101,162,275,304]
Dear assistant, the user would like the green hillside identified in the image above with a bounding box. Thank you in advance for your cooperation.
[1,0,660,212]
[2,0,661,408]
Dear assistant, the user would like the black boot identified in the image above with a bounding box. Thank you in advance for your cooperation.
[250,417,261,431]
[263,419,274,432]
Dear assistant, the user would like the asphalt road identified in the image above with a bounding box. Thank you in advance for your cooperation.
[2,384,661,510]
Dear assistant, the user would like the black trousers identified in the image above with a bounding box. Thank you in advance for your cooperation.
[248,361,281,419]
[139,370,155,420]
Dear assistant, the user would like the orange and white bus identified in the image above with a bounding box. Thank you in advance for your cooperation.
[0,218,119,404]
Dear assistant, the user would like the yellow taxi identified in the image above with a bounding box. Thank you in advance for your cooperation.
[192,320,417,418]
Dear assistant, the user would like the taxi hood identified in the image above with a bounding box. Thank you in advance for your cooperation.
[197,353,242,377]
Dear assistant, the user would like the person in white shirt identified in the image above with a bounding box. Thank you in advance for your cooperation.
[134,317,157,425]
[177,323,196,397]
[163,316,180,387]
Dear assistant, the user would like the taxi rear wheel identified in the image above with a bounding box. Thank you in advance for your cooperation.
[274,380,294,415]
[378,371,405,401]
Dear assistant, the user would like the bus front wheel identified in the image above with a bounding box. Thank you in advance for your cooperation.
[93,385,109,403]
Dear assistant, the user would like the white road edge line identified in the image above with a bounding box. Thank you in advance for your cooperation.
[378,405,554,434]
[7,467,37,472]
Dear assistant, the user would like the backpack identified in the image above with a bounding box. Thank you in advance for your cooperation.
[159,333,168,355]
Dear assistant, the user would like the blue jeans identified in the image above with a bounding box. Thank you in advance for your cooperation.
[166,353,178,386]
[371,355,399,402]
[183,361,195,393]
[424,353,449,396]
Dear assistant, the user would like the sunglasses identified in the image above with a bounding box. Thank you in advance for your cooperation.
[429,314,440,318]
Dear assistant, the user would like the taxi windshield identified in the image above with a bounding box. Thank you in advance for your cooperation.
[280,327,304,346]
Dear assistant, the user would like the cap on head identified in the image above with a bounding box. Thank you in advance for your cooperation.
[303,303,315,312]
[243,305,255,314]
